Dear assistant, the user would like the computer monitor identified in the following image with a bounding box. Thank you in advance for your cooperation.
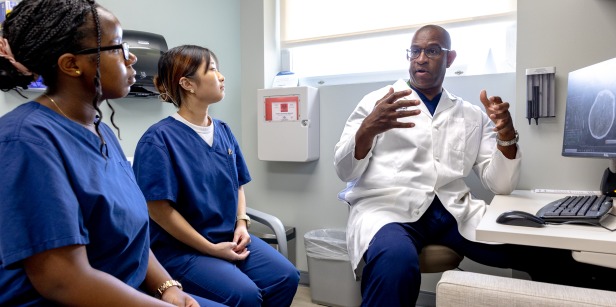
[562,57,616,194]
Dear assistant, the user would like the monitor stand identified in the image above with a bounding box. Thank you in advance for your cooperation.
[600,159,616,196]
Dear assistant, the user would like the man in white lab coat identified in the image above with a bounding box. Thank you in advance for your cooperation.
[334,24,604,306]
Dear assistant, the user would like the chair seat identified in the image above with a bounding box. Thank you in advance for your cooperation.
[419,245,463,273]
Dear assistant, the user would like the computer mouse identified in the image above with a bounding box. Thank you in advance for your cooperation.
[496,210,546,228]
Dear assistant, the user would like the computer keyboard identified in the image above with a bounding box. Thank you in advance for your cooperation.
[536,195,613,225]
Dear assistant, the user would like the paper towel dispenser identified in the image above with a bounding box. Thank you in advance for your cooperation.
[123,30,168,97]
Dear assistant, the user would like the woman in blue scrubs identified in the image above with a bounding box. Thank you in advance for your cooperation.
[132,45,300,307]
[0,1,224,306]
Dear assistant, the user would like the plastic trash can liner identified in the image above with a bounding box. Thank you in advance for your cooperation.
[304,229,349,261]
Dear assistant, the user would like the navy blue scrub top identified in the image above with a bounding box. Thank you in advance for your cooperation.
[0,102,150,306]
[133,117,251,261]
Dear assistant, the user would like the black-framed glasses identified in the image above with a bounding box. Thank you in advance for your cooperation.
[75,42,130,61]
[406,46,449,60]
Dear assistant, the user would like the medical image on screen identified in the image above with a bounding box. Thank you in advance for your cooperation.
[562,57,616,158]
[588,89,615,139]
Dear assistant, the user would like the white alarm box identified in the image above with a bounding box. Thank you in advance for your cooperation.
[257,86,319,162]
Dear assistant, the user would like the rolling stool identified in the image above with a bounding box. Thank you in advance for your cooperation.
[419,244,463,273]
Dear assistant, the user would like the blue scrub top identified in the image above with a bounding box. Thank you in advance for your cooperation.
[0,102,150,306]
[133,117,251,261]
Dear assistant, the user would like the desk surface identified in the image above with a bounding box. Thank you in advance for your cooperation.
[476,190,616,255]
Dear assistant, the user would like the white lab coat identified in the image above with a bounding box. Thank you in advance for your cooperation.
[334,79,521,278]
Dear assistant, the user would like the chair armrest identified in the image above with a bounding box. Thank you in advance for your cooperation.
[246,207,288,258]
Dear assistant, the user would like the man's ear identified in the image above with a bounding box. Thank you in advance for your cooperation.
[446,50,457,68]
[57,53,82,77]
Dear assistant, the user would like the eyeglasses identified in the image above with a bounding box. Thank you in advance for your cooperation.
[75,42,130,61]
[406,46,449,60]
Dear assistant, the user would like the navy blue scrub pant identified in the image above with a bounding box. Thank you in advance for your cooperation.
[188,294,228,307]
[163,235,299,307]
[361,197,616,307]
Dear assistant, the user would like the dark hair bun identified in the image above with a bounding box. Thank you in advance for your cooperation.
[153,75,174,104]
[0,58,35,91]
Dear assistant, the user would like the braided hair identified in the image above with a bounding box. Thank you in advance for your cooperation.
[0,0,119,157]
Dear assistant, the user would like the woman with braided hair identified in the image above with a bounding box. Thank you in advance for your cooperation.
[0,0,226,306]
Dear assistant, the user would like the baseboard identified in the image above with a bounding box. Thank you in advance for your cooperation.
[417,291,436,307]
[299,270,310,285]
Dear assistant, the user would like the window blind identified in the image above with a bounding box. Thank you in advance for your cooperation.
[281,0,516,47]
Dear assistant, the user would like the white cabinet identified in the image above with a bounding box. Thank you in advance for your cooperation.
[257,86,319,162]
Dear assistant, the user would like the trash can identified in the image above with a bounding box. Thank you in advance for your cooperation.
[304,229,361,307]
[249,221,296,266]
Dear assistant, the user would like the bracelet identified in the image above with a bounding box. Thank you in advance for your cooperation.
[496,130,519,147]
[236,214,251,228]
[155,280,182,299]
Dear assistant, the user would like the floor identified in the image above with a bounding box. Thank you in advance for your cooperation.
[290,285,436,307]
[291,285,321,307]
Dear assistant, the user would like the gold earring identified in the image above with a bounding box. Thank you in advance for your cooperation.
[190,89,195,94]
[75,70,81,75]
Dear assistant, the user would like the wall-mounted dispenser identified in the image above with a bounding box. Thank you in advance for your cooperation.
[257,86,319,162]
[124,30,168,97]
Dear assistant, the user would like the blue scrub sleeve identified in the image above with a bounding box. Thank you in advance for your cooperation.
[0,140,86,268]
[133,141,178,202]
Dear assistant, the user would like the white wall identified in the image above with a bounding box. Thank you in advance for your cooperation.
[101,0,242,155]
[515,0,616,191]
[3,0,616,293]
[0,0,242,157]
[239,0,616,289]
[237,0,515,281]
